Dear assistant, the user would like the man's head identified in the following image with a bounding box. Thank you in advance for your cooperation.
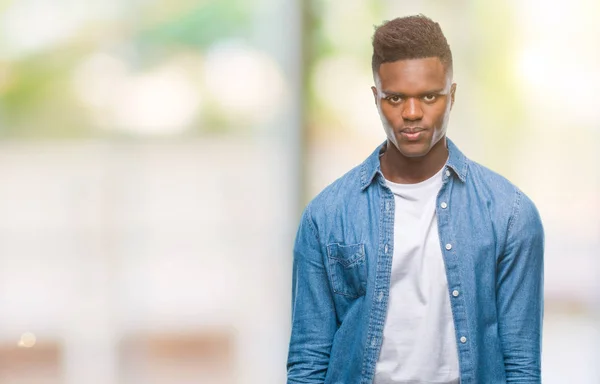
[371,15,456,159]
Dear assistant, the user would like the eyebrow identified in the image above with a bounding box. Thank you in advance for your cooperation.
[381,88,447,97]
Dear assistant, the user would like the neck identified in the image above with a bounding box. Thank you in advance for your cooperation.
[381,137,449,184]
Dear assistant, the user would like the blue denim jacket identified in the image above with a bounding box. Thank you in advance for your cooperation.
[287,138,544,384]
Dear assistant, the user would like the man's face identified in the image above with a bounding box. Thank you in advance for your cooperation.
[371,57,456,158]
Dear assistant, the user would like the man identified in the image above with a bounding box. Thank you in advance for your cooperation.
[287,14,544,384]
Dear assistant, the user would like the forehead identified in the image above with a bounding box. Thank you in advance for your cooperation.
[377,57,449,92]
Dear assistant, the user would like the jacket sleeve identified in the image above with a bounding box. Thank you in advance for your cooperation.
[287,205,337,383]
[496,190,545,383]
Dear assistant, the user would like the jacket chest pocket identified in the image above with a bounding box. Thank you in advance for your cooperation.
[326,243,367,298]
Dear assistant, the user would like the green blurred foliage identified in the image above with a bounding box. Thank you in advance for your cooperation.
[470,1,523,163]
[303,0,381,137]
[137,0,251,50]
[0,0,538,147]
[0,49,92,138]
[0,0,252,139]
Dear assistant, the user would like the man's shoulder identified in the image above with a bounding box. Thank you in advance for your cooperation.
[307,162,364,215]
[449,138,526,203]
[468,160,519,194]
[300,143,382,231]
[467,159,540,220]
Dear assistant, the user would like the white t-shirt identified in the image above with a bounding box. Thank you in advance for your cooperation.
[374,165,460,384]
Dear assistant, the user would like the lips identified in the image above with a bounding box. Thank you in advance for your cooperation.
[399,128,425,141]
[400,127,425,133]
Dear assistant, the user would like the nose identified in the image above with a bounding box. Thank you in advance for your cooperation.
[401,97,423,121]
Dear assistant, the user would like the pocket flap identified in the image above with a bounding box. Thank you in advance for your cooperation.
[327,243,365,268]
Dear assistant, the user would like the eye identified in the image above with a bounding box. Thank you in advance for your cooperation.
[386,95,402,104]
[423,94,437,103]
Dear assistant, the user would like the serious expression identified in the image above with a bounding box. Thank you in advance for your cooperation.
[372,57,456,158]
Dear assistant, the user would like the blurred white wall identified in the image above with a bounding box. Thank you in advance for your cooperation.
[0,139,295,383]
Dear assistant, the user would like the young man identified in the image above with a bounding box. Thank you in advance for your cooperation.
[287,15,544,384]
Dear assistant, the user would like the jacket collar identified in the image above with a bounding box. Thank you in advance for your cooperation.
[360,137,468,191]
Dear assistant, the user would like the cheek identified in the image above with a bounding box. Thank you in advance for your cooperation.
[429,104,451,127]
[380,104,402,125]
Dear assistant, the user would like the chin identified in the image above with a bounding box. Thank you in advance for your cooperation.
[395,142,432,158]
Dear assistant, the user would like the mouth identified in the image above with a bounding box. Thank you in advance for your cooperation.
[399,127,426,141]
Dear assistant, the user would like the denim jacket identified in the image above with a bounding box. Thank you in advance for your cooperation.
[287,138,544,384]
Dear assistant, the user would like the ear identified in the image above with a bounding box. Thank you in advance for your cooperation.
[371,86,378,106]
[450,83,457,110]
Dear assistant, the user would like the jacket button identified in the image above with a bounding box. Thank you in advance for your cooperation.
[445,243,452,251]
[460,336,467,343]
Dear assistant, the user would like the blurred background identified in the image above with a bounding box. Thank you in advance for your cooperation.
[0,0,598,383]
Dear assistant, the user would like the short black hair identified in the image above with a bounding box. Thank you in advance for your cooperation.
[372,15,453,77]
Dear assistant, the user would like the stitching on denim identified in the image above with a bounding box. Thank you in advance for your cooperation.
[438,175,476,377]
[326,243,366,297]
[326,243,364,264]
[360,187,391,383]
[305,203,320,243]
[507,188,523,235]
